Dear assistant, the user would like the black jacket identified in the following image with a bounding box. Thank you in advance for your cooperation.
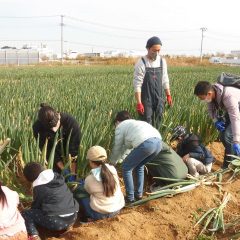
[32,172,79,216]
[33,113,81,171]
[177,134,213,165]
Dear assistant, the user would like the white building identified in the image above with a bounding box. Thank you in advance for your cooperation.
[22,44,57,60]
[209,56,240,65]
[67,51,79,59]
[209,57,222,63]
[230,50,240,57]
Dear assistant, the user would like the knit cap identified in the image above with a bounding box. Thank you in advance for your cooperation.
[146,36,162,48]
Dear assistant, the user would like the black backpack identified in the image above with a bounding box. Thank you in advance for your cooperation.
[217,72,240,89]
[216,72,240,107]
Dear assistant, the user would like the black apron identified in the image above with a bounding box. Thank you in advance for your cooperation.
[141,57,165,128]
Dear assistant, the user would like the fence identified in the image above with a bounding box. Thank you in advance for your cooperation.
[0,50,40,65]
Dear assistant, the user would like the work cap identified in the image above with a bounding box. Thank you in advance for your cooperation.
[146,36,162,48]
[87,146,107,162]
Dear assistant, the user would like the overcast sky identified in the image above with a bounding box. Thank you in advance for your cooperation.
[0,0,240,56]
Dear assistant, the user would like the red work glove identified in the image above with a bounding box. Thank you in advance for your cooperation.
[136,103,144,115]
[166,95,173,106]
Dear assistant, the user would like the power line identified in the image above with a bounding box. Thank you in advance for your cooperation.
[0,14,200,35]
[66,24,201,41]
[0,14,238,55]
[65,15,199,33]
[66,24,146,40]
[0,39,60,41]
[0,14,198,33]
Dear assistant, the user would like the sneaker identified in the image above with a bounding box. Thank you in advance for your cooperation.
[28,235,41,240]
[80,218,94,224]
[135,195,143,201]
[124,196,135,205]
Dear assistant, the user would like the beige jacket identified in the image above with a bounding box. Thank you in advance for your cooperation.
[84,165,125,214]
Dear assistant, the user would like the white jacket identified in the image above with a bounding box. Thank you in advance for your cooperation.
[110,119,161,164]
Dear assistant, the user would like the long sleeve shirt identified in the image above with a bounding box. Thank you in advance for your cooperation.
[110,119,161,164]
[33,112,81,165]
[133,55,170,93]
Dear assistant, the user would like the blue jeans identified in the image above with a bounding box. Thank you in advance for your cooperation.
[22,209,77,236]
[79,197,119,221]
[220,124,235,168]
[122,137,162,201]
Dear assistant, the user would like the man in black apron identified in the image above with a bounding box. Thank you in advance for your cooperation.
[133,36,172,128]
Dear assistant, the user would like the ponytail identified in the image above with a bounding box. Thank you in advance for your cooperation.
[100,163,116,197]
[0,182,7,206]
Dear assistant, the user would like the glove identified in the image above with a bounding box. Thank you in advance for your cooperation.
[233,143,240,156]
[214,121,225,132]
[136,103,144,115]
[78,178,85,186]
[62,168,76,182]
[62,168,71,176]
[166,95,173,106]
[68,174,76,182]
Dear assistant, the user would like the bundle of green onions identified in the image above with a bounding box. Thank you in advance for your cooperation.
[194,192,231,235]
[126,170,231,207]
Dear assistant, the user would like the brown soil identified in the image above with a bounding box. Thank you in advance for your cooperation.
[42,142,240,240]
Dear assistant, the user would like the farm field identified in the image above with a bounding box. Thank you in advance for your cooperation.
[1,64,240,239]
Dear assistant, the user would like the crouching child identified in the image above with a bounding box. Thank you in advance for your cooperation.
[78,146,125,221]
[22,162,79,240]
[171,126,214,177]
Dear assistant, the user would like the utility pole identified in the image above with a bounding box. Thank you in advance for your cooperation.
[200,27,207,63]
[60,15,64,65]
